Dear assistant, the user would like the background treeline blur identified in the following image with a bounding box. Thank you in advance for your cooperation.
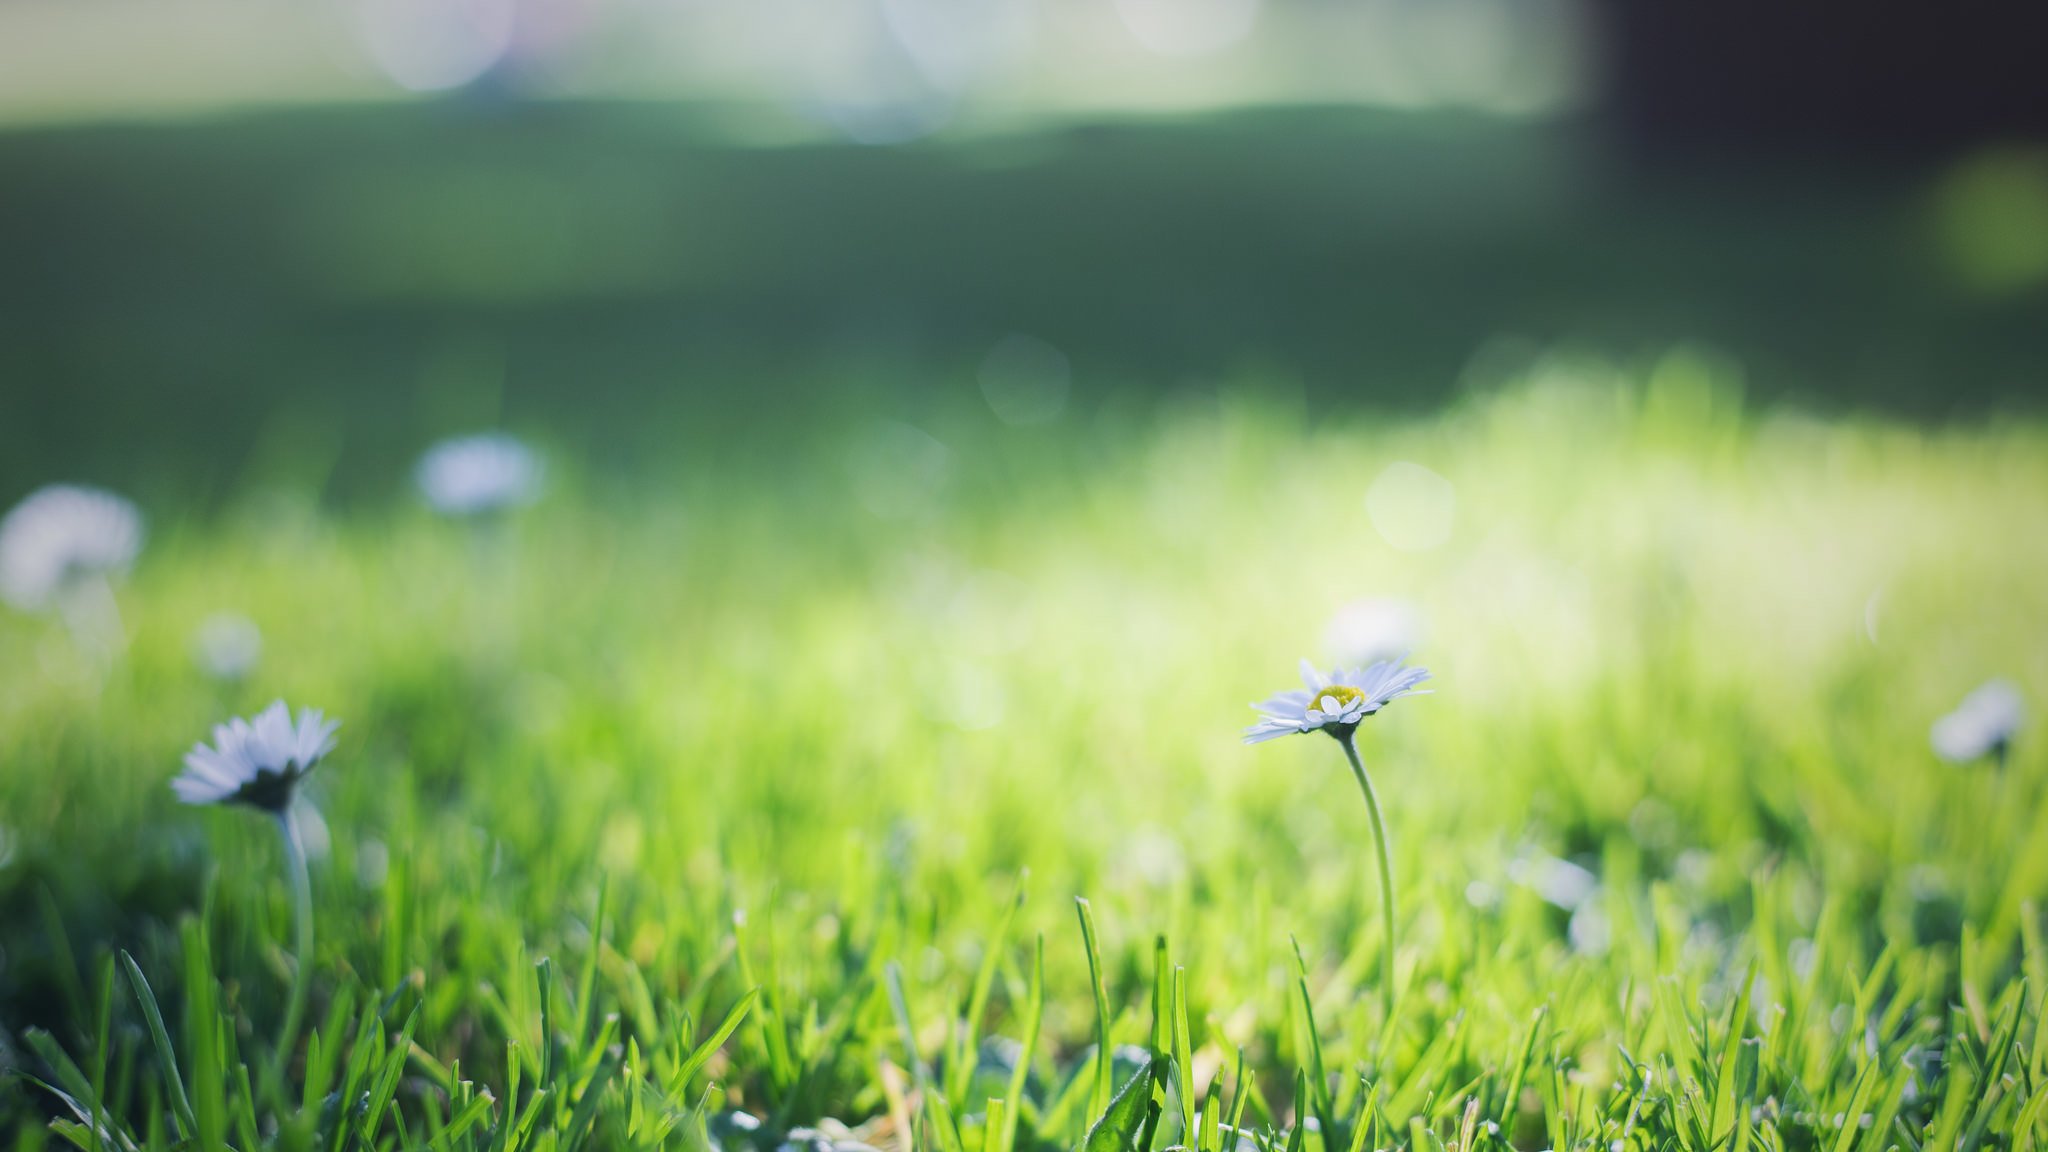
[2,0,2045,505]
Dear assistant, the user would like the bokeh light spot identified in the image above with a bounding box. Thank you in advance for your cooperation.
[978,333,1071,426]
[360,0,514,93]
[1933,147,2048,293]
[1112,0,1260,58]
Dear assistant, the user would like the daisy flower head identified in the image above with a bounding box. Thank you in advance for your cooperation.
[174,701,340,812]
[1930,679,2025,764]
[416,433,542,517]
[1244,657,1431,744]
[0,484,145,612]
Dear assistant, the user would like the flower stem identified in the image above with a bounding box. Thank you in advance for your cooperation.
[1337,732,1397,1020]
[274,806,314,1087]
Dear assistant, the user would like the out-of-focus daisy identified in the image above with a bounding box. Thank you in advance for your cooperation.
[1568,902,1612,957]
[1244,658,1431,744]
[415,433,542,516]
[1324,597,1425,667]
[0,484,144,612]
[173,700,339,1071]
[173,701,339,812]
[1931,679,2025,766]
[1509,852,1600,911]
[192,612,263,681]
[1244,656,1430,1018]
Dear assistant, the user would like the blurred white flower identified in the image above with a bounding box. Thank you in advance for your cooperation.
[1568,901,1611,956]
[1325,598,1425,666]
[1509,852,1598,910]
[0,484,144,612]
[1244,657,1431,744]
[416,433,542,516]
[1930,679,2024,764]
[173,701,340,812]
[192,612,263,681]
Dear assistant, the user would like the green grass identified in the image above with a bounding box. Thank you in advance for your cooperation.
[3,357,2047,1151]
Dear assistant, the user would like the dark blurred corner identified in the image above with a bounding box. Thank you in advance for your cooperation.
[1594,0,2048,156]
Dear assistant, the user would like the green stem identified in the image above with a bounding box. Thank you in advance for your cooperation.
[1337,733,1397,1020]
[274,806,314,1087]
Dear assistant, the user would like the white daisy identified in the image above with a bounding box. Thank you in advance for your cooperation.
[1242,654,1431,1018]
[415,433,542,516]
[173,701,340,812]
[0,484,145,612]
[1243,657,1431,744]
[1930,679,2024,764]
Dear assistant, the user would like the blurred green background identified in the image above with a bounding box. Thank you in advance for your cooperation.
[5,104,2047,508]
[4,0,2047,509]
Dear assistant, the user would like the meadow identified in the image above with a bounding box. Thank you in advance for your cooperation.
[3,346,2046,1150]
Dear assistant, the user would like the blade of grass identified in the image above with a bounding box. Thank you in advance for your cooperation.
[950,875,1027,1106]
[997,936,1046,1152]
[118,951,196,1143]
[1077,898,1114,1129]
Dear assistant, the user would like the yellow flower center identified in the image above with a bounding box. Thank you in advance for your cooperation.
[1313,685,1364,711]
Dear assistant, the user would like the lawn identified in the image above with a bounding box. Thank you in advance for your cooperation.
[3,345,2046,1149]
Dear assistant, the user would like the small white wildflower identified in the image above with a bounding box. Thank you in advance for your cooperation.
[1243,658,1431,744]
[1930,679,2024,764]
[1244,654,1430,1017]
[415,433,542,516]
[172,701,339,812]
[1510,853,1600,910]
[1324,598,1425,667]
[192,612,263,680]
[1568,902,1611,956]
[0,485,144,612]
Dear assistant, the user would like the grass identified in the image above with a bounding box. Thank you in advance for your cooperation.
[2,355,2047,1151]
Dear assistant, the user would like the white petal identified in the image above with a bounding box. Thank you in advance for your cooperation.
[172,775,231,804]
[1254,690,1311,715]
[182,750,244,788]
[1243,728,1295,745]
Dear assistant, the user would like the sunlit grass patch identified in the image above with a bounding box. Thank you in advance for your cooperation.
[1,369,2045,1150]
